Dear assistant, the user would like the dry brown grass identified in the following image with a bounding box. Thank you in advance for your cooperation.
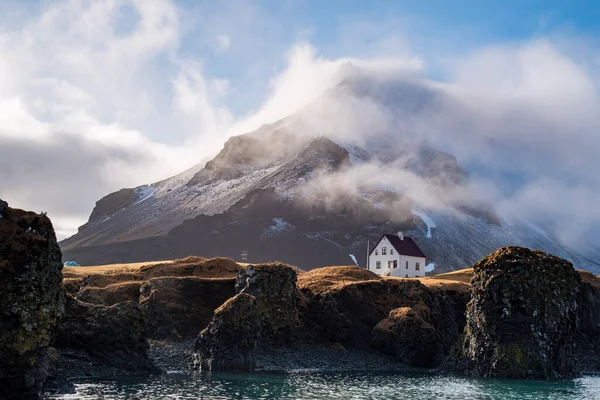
[579,270,600,289]
[63,260,170,279]
[428,268,474,283]
[76,281,143,306]
[139,256,241,279]
[298,265,381,294]
[62,256,242,290]
[410,268,474,294]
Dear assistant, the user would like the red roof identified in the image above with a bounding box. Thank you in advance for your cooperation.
[369,234,426,258]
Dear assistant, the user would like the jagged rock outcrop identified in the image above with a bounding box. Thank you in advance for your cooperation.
[53,294,154,372]
[140,276,236,339]
[235,264,300,339]
[0,200,64,399]
[371,307,443,368]
[193,263,299,371]
[193,293,262,371]
[453,246,581,379]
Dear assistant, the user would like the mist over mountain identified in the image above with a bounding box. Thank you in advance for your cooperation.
[60,67,600,274]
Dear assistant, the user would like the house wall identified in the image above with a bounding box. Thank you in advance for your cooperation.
[368,236,426,278]
[391,255,426,278]
[368,236,400,276]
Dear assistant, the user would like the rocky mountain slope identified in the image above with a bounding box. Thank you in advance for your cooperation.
[60,72,600,273]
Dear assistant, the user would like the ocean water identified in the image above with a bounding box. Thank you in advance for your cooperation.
[48,371,600,400]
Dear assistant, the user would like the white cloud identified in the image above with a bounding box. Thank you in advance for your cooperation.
[0,0,229,238]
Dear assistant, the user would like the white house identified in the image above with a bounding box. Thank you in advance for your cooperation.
[368,232,426,278]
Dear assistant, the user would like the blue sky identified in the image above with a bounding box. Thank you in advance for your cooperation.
[172,0,600,116]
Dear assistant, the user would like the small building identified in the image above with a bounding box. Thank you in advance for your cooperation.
[368,232,426,278]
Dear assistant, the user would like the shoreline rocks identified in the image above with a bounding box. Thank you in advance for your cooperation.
[452,246,582,379]
[0,200,64,399]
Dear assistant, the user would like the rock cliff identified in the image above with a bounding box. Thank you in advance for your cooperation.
[453,246,582,379]
[193,263,299,371]
[140,276,236,339]
[299,275,458,368]
[0,200,64,399]
[52,294,154,372]
[576,271,600,372]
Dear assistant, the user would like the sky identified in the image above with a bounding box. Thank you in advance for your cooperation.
[0,0,599,241]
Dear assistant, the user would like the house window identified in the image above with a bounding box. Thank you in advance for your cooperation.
[388,260,392,268]
[375,250,378,255]
[376,261,381,269]
[390,249,394,255]
[405,261,408,269]
[382,247,387,255]
[406,274,408,278]
[393,260,398,269]
[416,262,420,271]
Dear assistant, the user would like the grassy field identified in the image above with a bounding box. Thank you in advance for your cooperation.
[63,260,171,278]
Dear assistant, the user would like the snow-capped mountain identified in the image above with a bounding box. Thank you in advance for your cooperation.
[60,71,600,274]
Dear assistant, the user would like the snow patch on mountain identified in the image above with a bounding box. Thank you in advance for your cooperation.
[412,209,436,239]
[263,218,295,236]
[133,186,156,205]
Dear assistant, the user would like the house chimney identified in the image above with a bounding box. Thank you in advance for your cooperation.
[398,231,404,240]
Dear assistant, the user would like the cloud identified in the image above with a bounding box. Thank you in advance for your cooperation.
[0,0,230,238]
[243,38,600,251]
[230,43,422,136]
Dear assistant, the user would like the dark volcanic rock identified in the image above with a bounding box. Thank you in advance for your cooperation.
[193,293,262,371]
[371,306,443,368]
[193,263,299,371]
[53,294,154,372]
[236,263,300,340]
[576,271,600,372]
[300,277,458,360]
[453,246,581,379]
[140,276,236,339]
[0,201,64,399]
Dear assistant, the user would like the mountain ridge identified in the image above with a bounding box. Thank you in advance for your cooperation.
[60,72,600,274]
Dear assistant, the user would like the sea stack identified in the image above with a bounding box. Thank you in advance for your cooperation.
[0,200,64,399]
[193,263,299,371]
[454,246,581,379]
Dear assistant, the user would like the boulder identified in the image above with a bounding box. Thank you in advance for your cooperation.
[140,276,236,339]
[0,201,64,399]
[193,293,262,371]
[193,263,299,371]
[371,307,443,368]
[454,246,581,379]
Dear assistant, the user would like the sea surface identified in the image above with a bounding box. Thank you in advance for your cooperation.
[48,371,600,400]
